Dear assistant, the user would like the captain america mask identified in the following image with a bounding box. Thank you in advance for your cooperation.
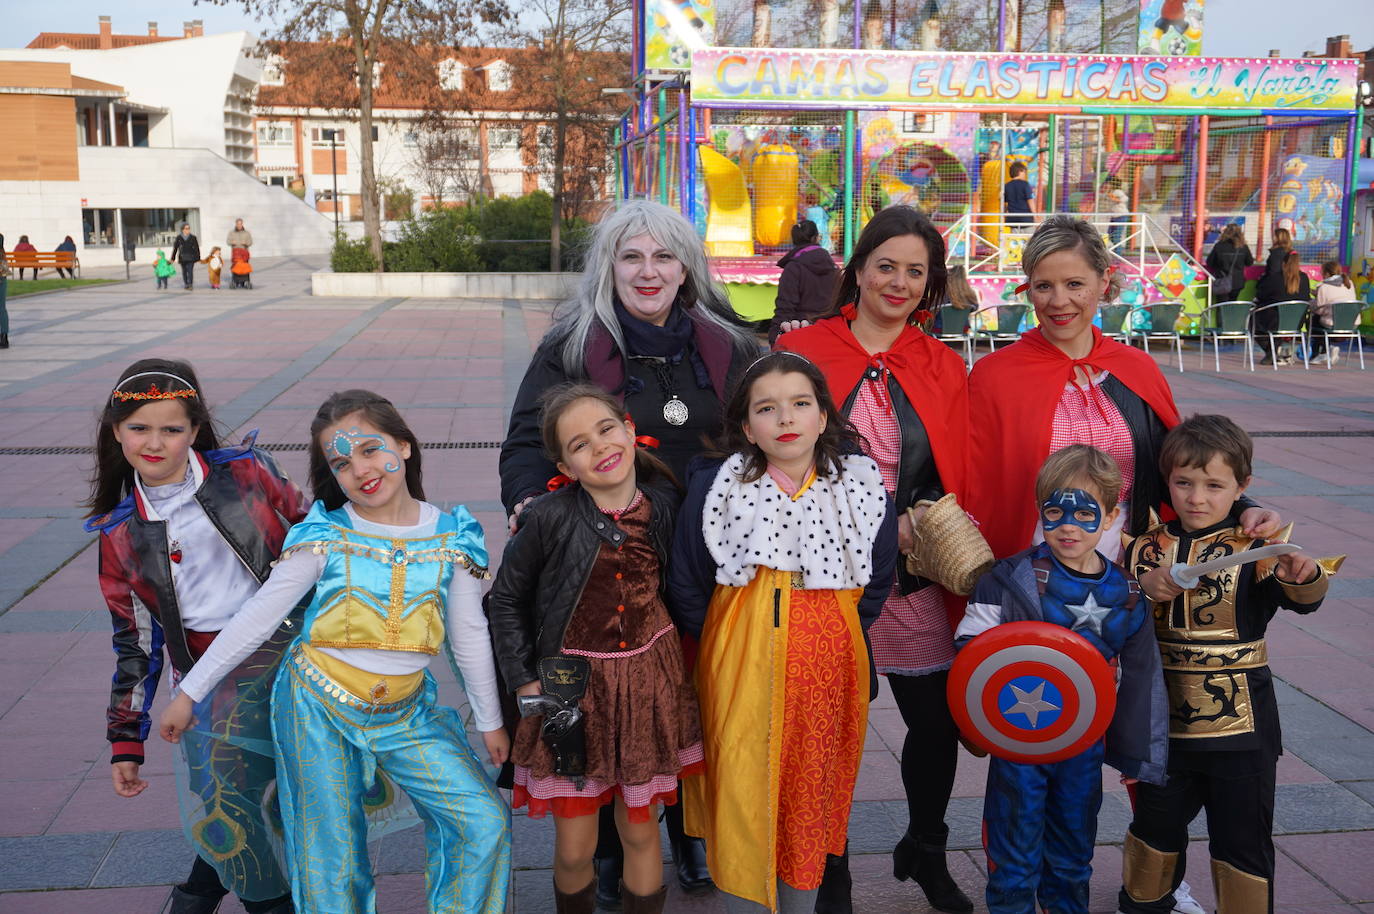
[1040,488,1103,534]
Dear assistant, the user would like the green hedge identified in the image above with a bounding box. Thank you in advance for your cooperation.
[329,191,591,273]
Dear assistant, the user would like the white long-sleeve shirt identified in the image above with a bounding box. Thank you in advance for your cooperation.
[176,502,503,731]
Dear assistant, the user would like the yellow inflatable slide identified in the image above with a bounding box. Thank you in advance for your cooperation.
[699,146,753,257]
[751,143,799,246]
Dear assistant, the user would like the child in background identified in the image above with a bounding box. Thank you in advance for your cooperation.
[670,351,897,913]
[1118,415,1333,914]
[487,382,701,914]
[162,389,511,914]
[154,249,175,289]
[1102,176,1130,246]
[1003,162,1035,226]
[84,358,308,914]
[955,445,1167,914]
[203,246,224,290]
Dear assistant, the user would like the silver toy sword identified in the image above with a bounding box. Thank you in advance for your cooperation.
[1169,543,1301,589]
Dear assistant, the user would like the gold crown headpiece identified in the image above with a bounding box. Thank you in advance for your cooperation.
[111,371,198,403]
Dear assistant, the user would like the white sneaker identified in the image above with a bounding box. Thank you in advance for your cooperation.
[1172,880,1206,914]
[1330,347,1342,364]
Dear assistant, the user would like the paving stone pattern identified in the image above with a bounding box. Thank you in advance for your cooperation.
[1,256,1371,911]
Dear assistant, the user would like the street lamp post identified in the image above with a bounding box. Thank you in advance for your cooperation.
[326,128,340,233]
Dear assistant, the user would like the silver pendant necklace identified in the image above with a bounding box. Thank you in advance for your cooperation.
[662,396,689,426]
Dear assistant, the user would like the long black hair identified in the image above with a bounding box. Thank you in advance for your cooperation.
[85,359,219,517]
[826,205,948,325]
[308,390,425,510]
[712,351,866,484]
[539,382,679,491]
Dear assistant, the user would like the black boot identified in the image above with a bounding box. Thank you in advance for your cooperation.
[0,334,9,349]
[620,881,667,914]
[169,886,225,914]
[814,849,853,914]
[594,854,624,912]
[893,828,973,914]
[555,878,597,914]
[665,801,713,894]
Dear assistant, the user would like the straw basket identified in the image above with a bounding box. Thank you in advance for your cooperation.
[904,493,994,596]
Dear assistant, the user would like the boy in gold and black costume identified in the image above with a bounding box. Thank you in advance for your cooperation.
[1117,414,1340,914]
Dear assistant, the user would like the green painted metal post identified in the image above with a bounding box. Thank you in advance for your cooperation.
[1046,114,1058,214]
[657,89,669,206]
[843,110,856,261]
[1344,113,1364,265]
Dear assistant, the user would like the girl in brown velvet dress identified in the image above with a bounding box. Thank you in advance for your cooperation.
[488,383,703,914]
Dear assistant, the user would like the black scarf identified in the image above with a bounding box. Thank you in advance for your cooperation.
[614,298,713,394]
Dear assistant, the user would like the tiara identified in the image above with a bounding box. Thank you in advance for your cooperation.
[746,350,816,372]
[111,371,198,403]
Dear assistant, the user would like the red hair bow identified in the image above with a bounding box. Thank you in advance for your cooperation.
[911,308,933,326]
[546,474,574,491]
[635,435,660,450]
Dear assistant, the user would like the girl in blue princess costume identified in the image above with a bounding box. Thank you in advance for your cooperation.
[86,358,306,914]
[162,389,511,914]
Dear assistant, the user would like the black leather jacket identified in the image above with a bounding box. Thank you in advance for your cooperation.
[487,477,680,691]
[840,369,942,594]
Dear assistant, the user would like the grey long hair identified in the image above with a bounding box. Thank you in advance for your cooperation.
[1021,214,1122,301]
[553,199,755,375]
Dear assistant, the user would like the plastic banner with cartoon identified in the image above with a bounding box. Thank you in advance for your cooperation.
[857,110,975,230]
[646,0,715,70]
[1137,0,1204,56]
[1275,154,1345,262]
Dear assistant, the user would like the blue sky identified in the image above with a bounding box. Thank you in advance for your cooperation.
[4,0,1371,58]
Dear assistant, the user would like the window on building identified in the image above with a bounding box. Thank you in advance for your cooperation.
[371,125,380,142]
[403,130,419,147]
[258,122,294,146]
[120,209,201,248]
[489,127,521,150]
[82,209,118,246]
[261,55,285,86]
[311,126,345,146]
[486,60,511,92]
[438,59,463,91]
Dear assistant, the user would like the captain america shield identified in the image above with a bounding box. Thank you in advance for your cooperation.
[947,621,1116,764]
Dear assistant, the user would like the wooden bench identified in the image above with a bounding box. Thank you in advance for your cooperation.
[5,251,81,278]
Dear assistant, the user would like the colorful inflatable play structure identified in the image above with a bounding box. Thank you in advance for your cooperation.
[613,0,1367,326]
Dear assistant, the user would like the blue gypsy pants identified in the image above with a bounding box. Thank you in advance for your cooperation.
[272,647,511,913]
[982,741,1105,914]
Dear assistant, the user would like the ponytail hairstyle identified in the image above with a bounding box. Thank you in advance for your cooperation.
[85,359,218,518]
[710,351,866,484]
[1022,214,1122,302]
[1282,250,1303,296]
[308,390,424,510]
[539,382,679,491]
[1271,226,1293,252]
[1321,259,1352,289]
[827,205,948,326]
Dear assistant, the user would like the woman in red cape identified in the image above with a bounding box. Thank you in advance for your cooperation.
[966,215,1281,565]
[778,205,975,914]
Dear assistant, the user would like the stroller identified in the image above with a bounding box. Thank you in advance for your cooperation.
[230,248,253,289]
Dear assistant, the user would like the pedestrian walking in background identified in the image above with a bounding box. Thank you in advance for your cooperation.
[153,249,175,290]
[769,219,838,344]
[171,224,201,290]
[203,246,224,290]
[227,219,253,254]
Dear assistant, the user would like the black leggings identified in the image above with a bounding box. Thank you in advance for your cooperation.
[184,855,290,913]
[887,669,960,836]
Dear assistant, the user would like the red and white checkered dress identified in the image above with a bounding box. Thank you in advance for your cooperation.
[1038,370,1136,562]
[847,375,955,676]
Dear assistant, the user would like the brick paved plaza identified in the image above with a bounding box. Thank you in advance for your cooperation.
[1,257,1372,912]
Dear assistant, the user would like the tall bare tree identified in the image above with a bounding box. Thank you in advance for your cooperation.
[219,0,508,269]
[751,0,773,46]
[504,0,630,269]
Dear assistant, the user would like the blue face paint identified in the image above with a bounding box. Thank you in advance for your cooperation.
[325,426,401,474]
[1040,488,1103,533]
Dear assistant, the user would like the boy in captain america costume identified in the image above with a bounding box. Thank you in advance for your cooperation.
[956,445,1169,914]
